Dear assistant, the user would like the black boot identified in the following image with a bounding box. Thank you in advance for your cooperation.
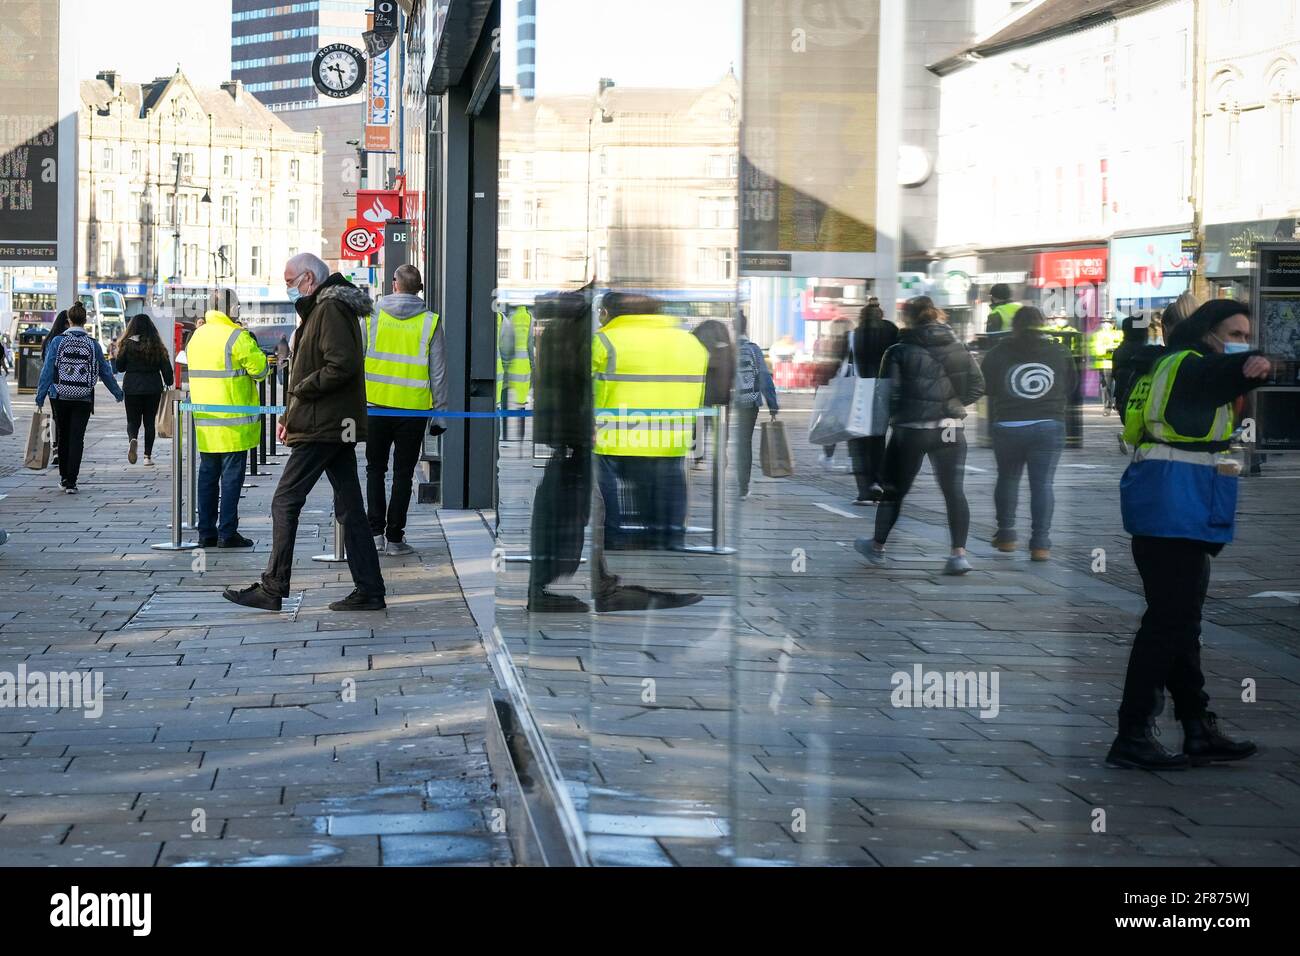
[1181,712,1258,764]
[1106,720,1190,770]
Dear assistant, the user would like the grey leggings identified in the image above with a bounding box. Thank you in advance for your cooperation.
[873,426,970,549]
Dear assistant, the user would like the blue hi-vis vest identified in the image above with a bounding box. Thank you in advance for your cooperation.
[1119,349,1238,544]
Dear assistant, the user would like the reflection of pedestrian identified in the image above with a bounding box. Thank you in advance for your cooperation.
[847,303,897,504]
[593,293,708,553]
[1107,300,1268,771]
[855,297,984,575]
[276,334,290,389]
[732,311,778,499]
[690,318,735,469]
[527,290,595,613]
[981,306,1075,560]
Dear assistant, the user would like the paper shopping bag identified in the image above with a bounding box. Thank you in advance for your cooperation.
[760,419,794,478]
[24,409,51,470]
[156,389,179,439]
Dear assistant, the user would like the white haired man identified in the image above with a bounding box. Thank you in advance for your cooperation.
[223,253,386,612]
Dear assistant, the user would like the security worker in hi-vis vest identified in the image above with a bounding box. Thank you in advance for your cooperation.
[985,283,1021,334]
[364,264,447,556]
[1107,299,1272,771]
[592,292,709,553]
[189,288,269,549]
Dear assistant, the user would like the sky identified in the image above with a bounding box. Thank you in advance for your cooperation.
[68,0,741,94]
[72,0,233,87]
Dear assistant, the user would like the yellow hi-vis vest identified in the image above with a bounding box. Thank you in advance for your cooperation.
[592,314,709,458]
[188,310,268,453]
[1122,349,1234,449]
[1091,325,1123,369]
[365,308,439,409]
[506,305,532,405]
[988,302,1020,331]
[495,311,506,405]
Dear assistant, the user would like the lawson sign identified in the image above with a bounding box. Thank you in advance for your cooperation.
[365,41,395,152]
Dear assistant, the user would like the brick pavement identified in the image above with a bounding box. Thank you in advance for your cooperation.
[0,380,511,866]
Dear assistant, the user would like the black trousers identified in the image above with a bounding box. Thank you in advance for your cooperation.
[262,441,385,598]
[528,445,592,592]
[365,414,426,542]
[52,400,92,487]
[1118,535,1214,724]
[848,435,887,499]
[874,427,970,549]
[124,392,162,456]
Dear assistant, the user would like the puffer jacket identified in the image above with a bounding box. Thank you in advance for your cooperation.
[282,274,372,445]
[880,322,985,424]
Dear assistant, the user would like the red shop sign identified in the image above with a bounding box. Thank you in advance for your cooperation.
[1033,248,1108,286]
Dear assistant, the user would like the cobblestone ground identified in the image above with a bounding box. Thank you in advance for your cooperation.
[495,394,1300,866]
[0,381,510,866]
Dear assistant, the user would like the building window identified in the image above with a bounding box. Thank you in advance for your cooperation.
[709,154,726,177]
[535,249,547,277]
[250,245,262,277]
[498,248,511,280]
[288,198,300,226]
[184,153,194,176]
[521,199,534,228]
[99,240,112,276]
[499,158,511,179]
[130,149,141,173]
[129,242,140,276]
[729,153,739,178]
[98,189,114,220]
[130,191,142,219]
[288,246,298,259]
[250,196,262,223]
[223,154,233,177]
[221,195,232,224]
[523,159,534,179]
[597,246,609,280]
[598,149,608,175]
[101,147,114,171]
[499,199,510,229]
[289,159,300,181]
[522,248,532,280]
[597,195,609,226]
[253,156,263,178]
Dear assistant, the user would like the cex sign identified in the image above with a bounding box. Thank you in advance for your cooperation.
[341,217,382,260]
[357,189,401,226]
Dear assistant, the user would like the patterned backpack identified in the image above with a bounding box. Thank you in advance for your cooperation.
[53,333,97,401]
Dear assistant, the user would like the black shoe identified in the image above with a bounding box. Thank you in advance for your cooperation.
[594,584,703,613]
[527,589,591,613]
[198,537,219,548]
[218,534,255,549]
[328,589,386,611]
[1106,721,1190,770]
[1181,712,1258,764]
[222,583,283,612]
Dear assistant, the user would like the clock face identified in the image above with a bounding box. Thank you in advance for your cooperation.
[312,44,366,99]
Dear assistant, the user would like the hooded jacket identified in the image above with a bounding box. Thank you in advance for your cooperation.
[282,273,371,445]
[980,330,1077,424]
[880,322,985,425]
[370,291,449,416]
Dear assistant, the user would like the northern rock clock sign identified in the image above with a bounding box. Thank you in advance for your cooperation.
[312,44,367,99]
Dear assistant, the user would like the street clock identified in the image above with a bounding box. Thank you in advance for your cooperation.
[312,44,366,99]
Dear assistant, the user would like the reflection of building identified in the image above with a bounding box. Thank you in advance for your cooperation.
[230,0,370,111]
[497,74,740,314]
[1196,0,1300,300]
[75,70,323,308]
[930,0,1196,332]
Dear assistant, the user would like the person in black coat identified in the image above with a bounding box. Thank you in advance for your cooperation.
[847,303,898,504]
[855,297,985,575]
[980,306,1077,560]
[112,313,175,466]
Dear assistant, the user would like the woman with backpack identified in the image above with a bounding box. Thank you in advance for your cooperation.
[854,296,985,575]
[34,302,124,493]
[41,310,71,466]
[732,311,779,499]
[113,313,174,466]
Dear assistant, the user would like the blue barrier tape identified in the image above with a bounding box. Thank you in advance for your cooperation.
[180,403,719,418]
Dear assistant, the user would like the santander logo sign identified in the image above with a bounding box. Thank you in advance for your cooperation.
[357,190,401,226]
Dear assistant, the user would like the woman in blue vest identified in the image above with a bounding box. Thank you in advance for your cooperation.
[1107,300,1272,770]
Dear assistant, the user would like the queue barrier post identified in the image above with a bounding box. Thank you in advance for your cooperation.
[151,394,198,552]
[312,517,348,563]
[684,406,735,555]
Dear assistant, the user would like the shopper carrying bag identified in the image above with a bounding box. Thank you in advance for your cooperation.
[24,408,51,469]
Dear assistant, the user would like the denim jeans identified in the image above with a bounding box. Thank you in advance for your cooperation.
[197,450,248,541]
[596,454,688,551]
[991,420,1065,551]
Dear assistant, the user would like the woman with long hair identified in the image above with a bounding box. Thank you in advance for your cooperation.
[855,296,985,575]
[41,309,72,467]
[112,312,174,466]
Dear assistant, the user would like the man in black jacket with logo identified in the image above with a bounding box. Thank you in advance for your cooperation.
[981,306,1077,560]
